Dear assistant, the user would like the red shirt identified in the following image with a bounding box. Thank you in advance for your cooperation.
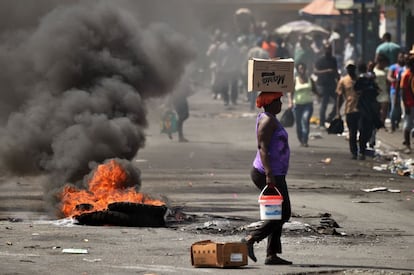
[262,41,277,58]
[400,69,414,107]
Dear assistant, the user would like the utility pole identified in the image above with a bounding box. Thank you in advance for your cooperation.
[353,0,375,62]
[361,2,366,61]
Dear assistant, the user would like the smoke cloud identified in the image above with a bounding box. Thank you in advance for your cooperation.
[0,1,196,204]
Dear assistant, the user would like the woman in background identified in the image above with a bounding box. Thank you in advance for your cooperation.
[288,62,320,147]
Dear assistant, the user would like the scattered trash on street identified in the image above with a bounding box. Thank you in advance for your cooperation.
[83,258,102,262]
[361,187,401,193]
[387,156,414,177]
[320,157,331,164]
[373,164,388,171]
[352,200,383,203]
[62,248,88,254]
[361,187,387,192]
[309,132,323,140]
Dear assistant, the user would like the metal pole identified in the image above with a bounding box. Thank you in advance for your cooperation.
[361,2,366,62]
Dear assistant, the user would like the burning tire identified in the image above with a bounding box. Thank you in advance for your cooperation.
[74,202,167,227]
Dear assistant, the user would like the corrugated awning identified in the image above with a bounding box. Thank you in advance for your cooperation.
[299,0,341,16]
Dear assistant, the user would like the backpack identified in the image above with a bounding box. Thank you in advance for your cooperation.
[355,75,383,129]
[327,117,344,134]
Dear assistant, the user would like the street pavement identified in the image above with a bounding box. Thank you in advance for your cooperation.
[1,88,414,275]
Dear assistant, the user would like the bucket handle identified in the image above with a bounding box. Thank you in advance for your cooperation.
[259,184,282,198]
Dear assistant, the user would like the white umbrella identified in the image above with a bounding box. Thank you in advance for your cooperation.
[234,8,252,16]
[274,20,329,37]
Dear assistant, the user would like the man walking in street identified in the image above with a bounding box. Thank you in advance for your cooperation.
[314,43,339,129]
[336,60,359,159]
[387,51,406,132]
[214,33,239,107]
[400,55,414,154]
[375,32,401,66]
[246,39,270,111]
[354,62,381,160]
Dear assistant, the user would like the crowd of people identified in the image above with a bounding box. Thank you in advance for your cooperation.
[206,27,292,110]
[204,22,414,159]
[336,33,414,158]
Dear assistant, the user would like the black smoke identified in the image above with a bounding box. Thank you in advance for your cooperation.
[0,1,195,208]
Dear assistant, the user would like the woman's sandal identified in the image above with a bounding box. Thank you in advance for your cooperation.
[241,237,257,262]
[264,255,292,265]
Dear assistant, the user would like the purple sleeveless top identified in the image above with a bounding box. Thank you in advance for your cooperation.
[253,112,290,176]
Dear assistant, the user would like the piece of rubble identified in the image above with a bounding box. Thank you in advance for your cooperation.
[246,221,264,230]
[284,221,312,232]
[320,217,340,228]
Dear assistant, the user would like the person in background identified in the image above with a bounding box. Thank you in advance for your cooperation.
[167,75,195,142]
[237,35,250,103]
[367,60,376,77]
[261,31,277,58]
[206,29,222,100]
[294,36,315,75]
[369,53,389,147]
[399,55,414,154]
[336,60,359,159]
[354,62,381,160]
[328,27,343,69]
[314,43,340,129]
[310,33,324,60]
[246,39,270,111]
[275,36,290,59]
[375,32,401,66]
[387,51,406,132]
[343,33,358,74]
[242,92,292,266]
[288,62,320,147]
[214,33,239,107]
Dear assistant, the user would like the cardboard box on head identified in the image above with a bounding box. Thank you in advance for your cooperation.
[248,58,295,93]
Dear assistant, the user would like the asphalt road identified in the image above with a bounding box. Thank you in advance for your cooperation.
[1,87,414,275]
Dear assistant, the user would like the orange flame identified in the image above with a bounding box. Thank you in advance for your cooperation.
[59,160,165,217]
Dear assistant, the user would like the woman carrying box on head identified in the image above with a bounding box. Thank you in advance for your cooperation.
[242,91,292,265]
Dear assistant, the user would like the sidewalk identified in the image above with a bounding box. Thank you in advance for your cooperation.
[377,127,408,155]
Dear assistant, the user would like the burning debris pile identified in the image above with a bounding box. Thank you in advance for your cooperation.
[60,159,167,227]
[0,1,195,223]
[75,202,167,227]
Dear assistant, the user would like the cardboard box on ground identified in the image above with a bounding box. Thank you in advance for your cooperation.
[248,58,295,93]
[191,240,248,268]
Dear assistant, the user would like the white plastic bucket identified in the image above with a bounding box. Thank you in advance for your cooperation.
[258,186,283,220]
